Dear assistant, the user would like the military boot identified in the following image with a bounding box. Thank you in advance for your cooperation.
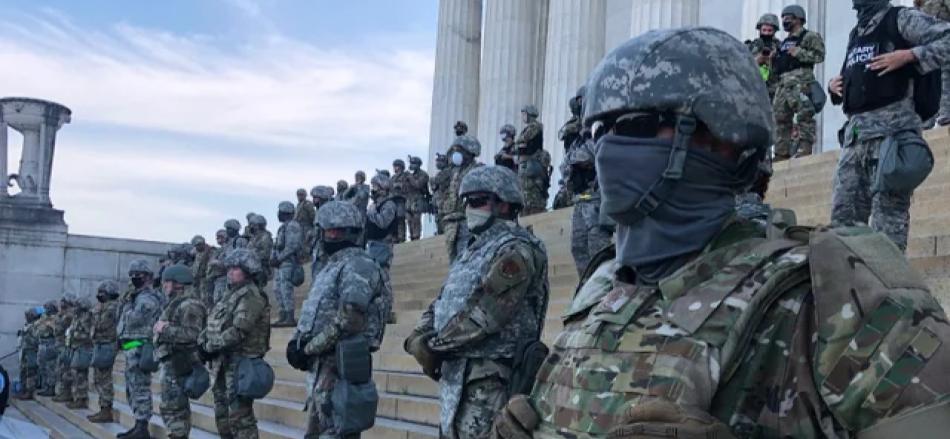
[13,391,34,400]
[66,399,88,409]
[272,311,293,327]
[123,420,151,439]
[87,407,114,423]
[52,392,72,403]
[36,388,54,397]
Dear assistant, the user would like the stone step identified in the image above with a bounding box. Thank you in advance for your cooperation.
[10,398,95,439]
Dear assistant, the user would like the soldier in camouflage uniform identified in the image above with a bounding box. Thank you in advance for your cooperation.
[736,157,774,232]
[746,13,782,100]
[565,140,613,275]
[309,186,335,277]
[224,219,249,251]
[772,5,825,161]
[154,265,207,439]
[116,259,165,439]
[34,301,58,397]
[272,201,304,327]
[494,125,518,172]
[406,156,431,241]
[829,0,950,252]
[431,154,452,235]
[492,27,950,439]
[366,172,400,273]
[248,214,274,288]
[443,135,484,263]
[14,307,41,400]
[918,0,950,125]
[296,188,317,259]
[390,159,411,243]
[87,280,121,423]
[553,88,587,211]
[288,201,392,439]
[514,105,550,216]
[408,165,549,439]
[336,180,349,201]
[344,170,371,215]
[198,248,271,439]
[191,235,211,297]
[206,229,229,307]
[65,292,95,409]
[52,294,75,403]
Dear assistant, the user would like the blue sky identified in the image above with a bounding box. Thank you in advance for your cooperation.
[0,0,437,242]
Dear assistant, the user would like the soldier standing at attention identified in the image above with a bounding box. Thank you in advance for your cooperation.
[13,307,41,400]
[348,171,371,216]
[309,186,336,277]
[87,280,122,423]
[514,105,550,216]
[190,235,211,299]
[287,201,392,439]
[564,140,613,275]
[51,293,74,404]
[248,214,274,288]
[406,156,430,241]
[366,172,400,274]
[34,301,58,397]
[206,229,229,306]
[772,4,825,161]
[390,159,411,243]
[64,292,94,410]
[407,166,549,439]
[430,154,452,235]
[116,260,165,439]
[199,248,271,439]
[271,201,304,327]
[491,27,950,439]
[295,188,317,258]
[154,265,207,439]
[443,135,484,263]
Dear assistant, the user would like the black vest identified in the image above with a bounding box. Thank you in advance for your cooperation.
[773,30,812,77]
[365,199,397,241]
[842,8,913,115]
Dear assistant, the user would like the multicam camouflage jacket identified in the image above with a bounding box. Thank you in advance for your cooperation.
[250,230,274,280]
[443,161,483,222]
[66,307,95,348]
[54,307,73,346]
[155,289,206,360]
[91,299,121,344]
[200,280,271,359]
[528,220,950,438]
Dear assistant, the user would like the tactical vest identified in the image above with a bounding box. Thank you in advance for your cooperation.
[117,288,164,341]
[773,30,813,77]
[54,312,73,345]
[519,123,544,156]
[433,222,548,359]
[92,301,120,343]
[205,283,270,358]
[842,8,913,116]
[155,293,203,359]
[365,198,398,241]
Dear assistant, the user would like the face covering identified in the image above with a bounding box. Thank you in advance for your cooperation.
[465,207,494,234]
[782,20,794,32]
[410,164,420,172]
[596,135,741,284]
[97,294,107,303]
[226,228,238,238]
[451,152,464,166]
[455,129,465,136]
[323,240,356,255]
[130,276,147,289]
[760,34,774,43]
[853,0,889,25]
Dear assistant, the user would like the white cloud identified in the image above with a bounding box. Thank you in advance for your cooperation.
[0,9,435,242]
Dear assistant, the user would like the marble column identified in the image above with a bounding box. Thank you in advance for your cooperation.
[0,114,6,196]
[39,107,70,204]
[540,0,606,192]
[18,128,41,199]
[427,0,482,169]
[629,0,700,36]
[476,0,549,160]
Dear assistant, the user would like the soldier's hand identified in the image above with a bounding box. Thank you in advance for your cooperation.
[607,398,736,439]
[869,49,916,76]
[788,46,799,57]
[828,75,844,97]
[492,395,539,439]
[403,330,442,381]
[153,321,169,334]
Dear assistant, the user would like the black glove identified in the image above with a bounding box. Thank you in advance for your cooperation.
[197,346,217,363]
[286,337,315,371]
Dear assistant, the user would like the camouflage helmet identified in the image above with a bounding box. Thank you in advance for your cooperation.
[191,235,206,246]
[393,158,406,168]
[224,219,241,232]
[355,170,366,182]
[311,185,334,200]
[72,293,93,310]
[756,13,780,30]
[97,279,121,298]
[215,229,227,239]
[781,5,806,22]
[459,165,524,207]
[583,27,773,170]
[521,104,539,118]
[245,212,256,222]
[44,300,59,315]
[451,135,481,157]
[499,124,517,138]
[296,188,307,196]
[128,259,153,276]
[570,86,586,115]
[162,264,194,285]
[453,120,468,133]
[62,290,79,304]
[224,248,261,275]
[278,201,295,215]
[567,141,596,166]
[249,214,267,227]
[409,155,423,166]
[317,201,363,230]
[337,180,349,192]
[371,171,393,191]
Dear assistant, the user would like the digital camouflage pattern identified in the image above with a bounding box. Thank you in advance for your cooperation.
[17,310,40,398]
[249,222,274,287]
[117,284,164,421]
[735,192,771,231]
[91,293,121,411]
[192,243,213,301]
[565,142,612,275]
[391,166,411,243]
[199,278,271,439]
[295,246,392,438]
[431,163,453,233]
[156,288,207,438]
[832,7,950,252]
[274,218,303,319]
[773,28,825,160]
[415,219,549,438]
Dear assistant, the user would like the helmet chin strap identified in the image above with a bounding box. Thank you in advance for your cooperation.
[626,114,697,223]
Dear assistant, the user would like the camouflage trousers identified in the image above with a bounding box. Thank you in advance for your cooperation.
[274,263,296,316]
[830,137,913,252]
[773,77,816,160]
[395,215,408,243]
[520,179,548,217]
[305,360,341,439]
[570,201,613,276]
[408,211,422,241]
[124,346,154,421]
[93,367,114,409]
[38,352,56,394]
[19,357,37,395]
[159,364,192,438]
[443,219,470,264]
[70,366,89,402]
[212,356,259,439]
[452,376,508,439]
[55,347,73,399]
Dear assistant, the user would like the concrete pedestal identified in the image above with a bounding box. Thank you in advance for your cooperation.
[630,0,700,36]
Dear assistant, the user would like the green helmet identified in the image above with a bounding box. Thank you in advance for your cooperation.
[128,259,153,276]
[521,104,539,118]
[371,171,393,191]
[317,201,363,230]
[224,248,261,275]
[296,188,307,197]
[757,13,780,30]
[584,27,772,176]
[162,264,194,285]
[278,201,295,215]
[224,219,241,232]
[409,156,423,166]
[451,135,481,156]
[393,158,406,168]
[459,165,524,207]
[781,5,806,22]
[191,235,205,246]
[97,279,121,299]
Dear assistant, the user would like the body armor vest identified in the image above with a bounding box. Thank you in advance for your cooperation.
[842,7,914,116]
[365,198,398,241]
[205,283,270,358]
[773,30,813,77]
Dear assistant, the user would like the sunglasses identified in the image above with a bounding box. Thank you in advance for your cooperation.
[591,112,673,141]
[466,195,493,209]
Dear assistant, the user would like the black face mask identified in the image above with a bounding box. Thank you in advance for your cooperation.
[760,34,774,43]
[323,240,356,255]
[454,129,465,136]
[97,294,107,303]
[278,212,292,223]
[853,0,889,25]
[226,229,238,238]
[130,276,147,289]
[782,20,794,32]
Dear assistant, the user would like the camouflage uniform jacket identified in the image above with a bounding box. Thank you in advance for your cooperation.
[735,192,770,231]
[200,280,270,359]
[528,220,950,438]
[34,314,57,342]
[296,246,391,356]
[515,120,543,151]
[406,169,431,214]
[775,28,825,85]
[416,220,549,435]
[206,246,226,280]
[366,196,398,241]
[251,230,274,278]
[344,183,371,215]
[431,168,453,216]
[54,308,73,347]
[443,162,483,222]
[746,36,781,96]
[66,307,95,349]
[155,290,206,360]
[193,247,213,285]
[21,319,39,353]
[225,236,249,251]
[116,287,165,342]
[922,0,950,21]
[275,220,303,266]
[843,7,950,144]
[91,300,121,344]
[295,199,317,229]
[391,171,411,214]
[558,116,581,152]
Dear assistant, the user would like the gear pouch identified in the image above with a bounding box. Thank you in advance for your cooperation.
[291,264,306,287]
[38,341,57,362]
[184,364,211,399]
[92,342,117,369]
[138,342,160,373]
[331,380,379,434]
[873,131,933,195]
[236,356,275,399]
[70,346,93,369]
